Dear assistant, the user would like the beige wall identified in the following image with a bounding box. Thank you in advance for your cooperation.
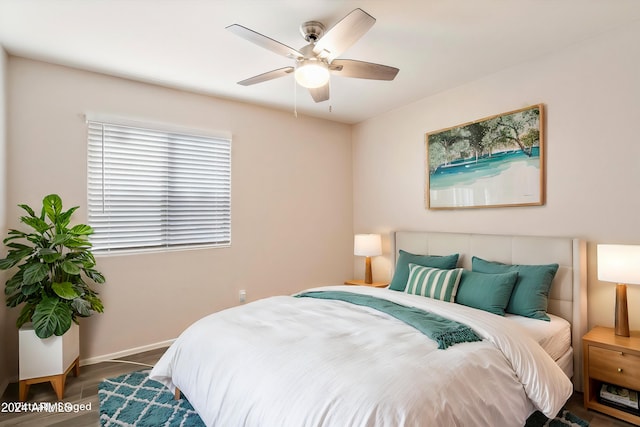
[3,57,353,375]
[352,23,640,331]
[3,21,638,386]
[0,46,8,395]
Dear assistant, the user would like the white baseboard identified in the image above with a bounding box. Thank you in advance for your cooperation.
[80,339,175,366]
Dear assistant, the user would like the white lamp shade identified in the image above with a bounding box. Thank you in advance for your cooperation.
[597,244,640,285]
[354,234,382,257]
[295,59,330,88]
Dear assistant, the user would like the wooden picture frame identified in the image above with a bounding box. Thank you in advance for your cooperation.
[426,104,545,209]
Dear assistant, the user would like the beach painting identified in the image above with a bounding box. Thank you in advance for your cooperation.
[426,104,545,209]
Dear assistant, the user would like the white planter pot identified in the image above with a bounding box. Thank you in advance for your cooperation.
[19,322,80,380]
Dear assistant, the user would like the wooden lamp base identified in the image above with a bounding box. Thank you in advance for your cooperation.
[615,283,630,337]
[364,256,373,284]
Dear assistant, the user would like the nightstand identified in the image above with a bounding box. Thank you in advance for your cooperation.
[344,280,388,288]
[583,326,640,425]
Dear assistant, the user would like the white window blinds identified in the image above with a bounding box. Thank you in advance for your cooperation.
[87,120,231,253]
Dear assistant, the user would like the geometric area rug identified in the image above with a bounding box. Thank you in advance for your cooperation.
[525,408,590,427]
[99,370,588,427]
[98,370,205,426]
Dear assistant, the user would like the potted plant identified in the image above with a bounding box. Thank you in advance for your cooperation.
[0,194,105,398]
[0,193,105,337]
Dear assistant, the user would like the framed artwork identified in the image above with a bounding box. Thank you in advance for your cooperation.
[425,104,545,210]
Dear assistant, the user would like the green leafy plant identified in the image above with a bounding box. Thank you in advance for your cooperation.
[0,194,105,338]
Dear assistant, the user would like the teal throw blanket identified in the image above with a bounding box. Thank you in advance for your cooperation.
[295,291,481,349]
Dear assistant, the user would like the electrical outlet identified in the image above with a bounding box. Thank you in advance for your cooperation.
[239,289,246,303]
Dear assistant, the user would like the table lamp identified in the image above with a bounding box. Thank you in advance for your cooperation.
[597,244,640,337]
[354,234,382,284]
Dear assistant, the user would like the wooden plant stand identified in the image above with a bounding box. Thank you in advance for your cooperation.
[19,356,80,401]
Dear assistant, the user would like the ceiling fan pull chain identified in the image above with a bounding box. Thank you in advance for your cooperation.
[293,75,298,118]
[328,77,332,113]
[328,79,332,113]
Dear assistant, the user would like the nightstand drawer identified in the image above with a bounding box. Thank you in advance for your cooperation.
[589,346,640,390]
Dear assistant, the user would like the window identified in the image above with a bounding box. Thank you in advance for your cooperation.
[87,119,231,254]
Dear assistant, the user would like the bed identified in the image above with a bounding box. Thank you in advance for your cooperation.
[150,231,587,426]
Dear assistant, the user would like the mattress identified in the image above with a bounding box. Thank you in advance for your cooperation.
[555,348,574,379]
[505,312,571,361]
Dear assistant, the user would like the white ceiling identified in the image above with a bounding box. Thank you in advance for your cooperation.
[1,0,639,124]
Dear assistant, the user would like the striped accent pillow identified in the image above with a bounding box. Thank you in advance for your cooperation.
[405,263,463,302]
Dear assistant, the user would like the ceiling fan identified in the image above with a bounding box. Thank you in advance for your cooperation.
[226,8,399,103]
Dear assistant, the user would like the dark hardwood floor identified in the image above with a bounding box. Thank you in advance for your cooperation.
[565,392,637,427]
[0,347,164,427]
[0,347,636,426]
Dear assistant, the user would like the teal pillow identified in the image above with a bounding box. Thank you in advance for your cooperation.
[471,256,559,321]
[389,250,460,291]
[455,270,519,316]
[405,264,463,302]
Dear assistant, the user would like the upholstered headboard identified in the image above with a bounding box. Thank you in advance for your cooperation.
[391,231,588,391]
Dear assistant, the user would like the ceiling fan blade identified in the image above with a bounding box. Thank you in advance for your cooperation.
[313,8,376,61]
[308,84,330,103]
[226,24,303,59]
[330,59,399,81]
[238,67,294,86]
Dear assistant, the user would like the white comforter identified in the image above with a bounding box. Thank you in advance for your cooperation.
[150,286,572,427]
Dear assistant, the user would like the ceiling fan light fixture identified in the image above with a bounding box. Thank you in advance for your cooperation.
[228,9,398,103]
[295,59,330,88]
